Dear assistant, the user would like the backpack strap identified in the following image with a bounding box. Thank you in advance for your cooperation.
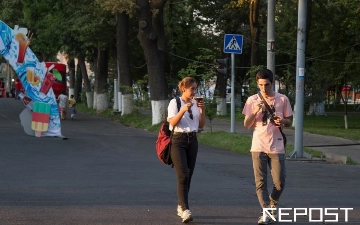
[169,97,181,168]
[170,97,181,134]
[258,92,286,144]
[176,97,181,112]
[258,92,274,115]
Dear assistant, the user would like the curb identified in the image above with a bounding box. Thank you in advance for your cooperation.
[323,152,349,164]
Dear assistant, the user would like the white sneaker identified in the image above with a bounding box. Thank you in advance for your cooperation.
[270,205,277,221]
[177,205,183,217]
[257,213,272,224]
[181,209,193,223]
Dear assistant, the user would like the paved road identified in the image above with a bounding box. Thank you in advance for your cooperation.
[0,99,359,224]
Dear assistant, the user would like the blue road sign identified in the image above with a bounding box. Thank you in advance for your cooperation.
[223,34,243,54]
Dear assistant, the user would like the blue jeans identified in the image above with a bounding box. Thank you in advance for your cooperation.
[251,152,286,208]
[170,133,198,210]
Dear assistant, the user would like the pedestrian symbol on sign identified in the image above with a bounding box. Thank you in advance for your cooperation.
[225,36,241,51]
[223,34,243,54]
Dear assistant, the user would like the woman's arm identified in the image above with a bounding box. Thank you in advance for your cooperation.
[168,102,192,127]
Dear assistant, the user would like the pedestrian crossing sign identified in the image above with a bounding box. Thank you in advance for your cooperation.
[223,34,243,54]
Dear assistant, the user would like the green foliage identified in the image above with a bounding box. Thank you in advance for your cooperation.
[177,48,216,81]
[2,0,360,112]
[346,157,357,165]
[244,65,264,94]
[133,74,150,107]
[204,97,217,132]
[0,0,24,27]
[95,0,138,16]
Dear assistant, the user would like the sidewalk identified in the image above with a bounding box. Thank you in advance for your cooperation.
[201,118,360,164]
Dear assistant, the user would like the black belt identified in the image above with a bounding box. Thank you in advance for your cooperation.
[173,131,197,137]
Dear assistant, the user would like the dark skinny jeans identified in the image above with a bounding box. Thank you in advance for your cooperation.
[170,133,198,211]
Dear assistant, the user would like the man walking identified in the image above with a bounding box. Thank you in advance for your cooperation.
[242,69,292,224]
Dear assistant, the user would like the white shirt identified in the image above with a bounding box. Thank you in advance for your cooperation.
[167,98,200,133]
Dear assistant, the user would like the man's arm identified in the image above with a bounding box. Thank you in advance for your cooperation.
[244,104,262,129]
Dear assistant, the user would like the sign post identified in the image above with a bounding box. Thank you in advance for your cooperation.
[223,34,243,133]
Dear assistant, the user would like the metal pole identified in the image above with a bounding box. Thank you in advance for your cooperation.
[230,53,235,133]
[291,0,309,158]
[113,79,119,111]
[117,59,122,112]
[267,0,276,90]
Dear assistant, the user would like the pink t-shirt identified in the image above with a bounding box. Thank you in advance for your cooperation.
[242,93,293,154]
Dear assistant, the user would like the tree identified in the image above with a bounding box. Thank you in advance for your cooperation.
[63,0,115,112]
[136,0,169,125]
[101,0,170,123]
[116,12,133,115]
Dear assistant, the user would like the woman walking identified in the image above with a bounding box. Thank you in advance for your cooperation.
[167,77,205,223]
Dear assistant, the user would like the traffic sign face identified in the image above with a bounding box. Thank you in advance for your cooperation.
[223,34,243,54]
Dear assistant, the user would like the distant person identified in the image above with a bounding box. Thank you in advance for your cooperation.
[10,88,15,98]
[68,94,77,120]
[57,91,68,120]
[14,78,23,100]
[167,77,205,223]
[242,69,292,224]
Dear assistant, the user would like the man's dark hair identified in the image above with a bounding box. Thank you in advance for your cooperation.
[256,69,274,83]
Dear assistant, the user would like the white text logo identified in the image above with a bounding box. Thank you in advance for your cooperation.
[263,208,353,223]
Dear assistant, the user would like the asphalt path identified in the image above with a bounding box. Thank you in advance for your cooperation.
[0,99,359,225]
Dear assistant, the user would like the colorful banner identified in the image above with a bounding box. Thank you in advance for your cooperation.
[0,20,62,137]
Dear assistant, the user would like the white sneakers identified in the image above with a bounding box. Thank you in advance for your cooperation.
[177,205,193,223]
[181,209,193,223]
[258,205,277,224]
[257,213,272,224]
[177,205,183,217]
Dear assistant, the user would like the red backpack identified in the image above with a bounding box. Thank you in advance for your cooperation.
[156,97,181,165]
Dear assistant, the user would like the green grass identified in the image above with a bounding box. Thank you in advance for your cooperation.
[302,114,360,140]
[217,105,360,141]
[197,131,252,155]
[77,104,154,130]
[77,103,359,164]
[197,131,297,156]
[324,103,360,112]
[346,157,357,165]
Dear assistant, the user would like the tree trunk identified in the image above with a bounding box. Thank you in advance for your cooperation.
[78,56,93,108]
[116,12,133,115]
[168,0,177,89]
[249,0,260,66]
[92,50,98,109]
[307,102,326,116]
[67,58,76,96]
[95,47,109,112]
[75,63,82,102]
[136,0,168,125]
